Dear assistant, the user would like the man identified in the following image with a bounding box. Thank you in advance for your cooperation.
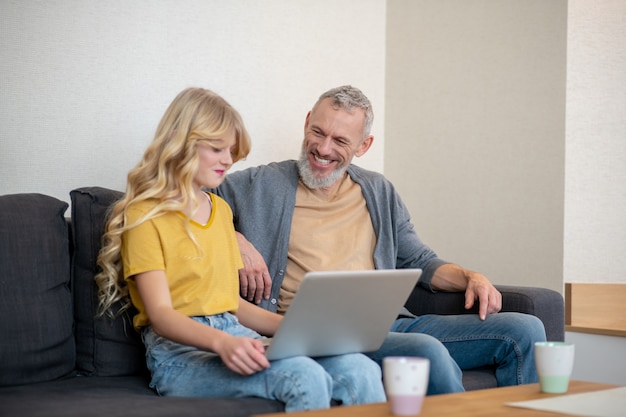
[215,85,546,395]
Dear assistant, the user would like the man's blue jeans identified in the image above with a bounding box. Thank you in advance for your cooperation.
[141,313,386,412]
[366,312,546,395]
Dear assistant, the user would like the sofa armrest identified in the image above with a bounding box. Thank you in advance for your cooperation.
[404,285,564,342]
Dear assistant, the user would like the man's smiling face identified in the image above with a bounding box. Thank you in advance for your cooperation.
[298,98,372,190]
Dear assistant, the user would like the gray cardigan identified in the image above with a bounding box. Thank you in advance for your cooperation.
[215,160,448,313]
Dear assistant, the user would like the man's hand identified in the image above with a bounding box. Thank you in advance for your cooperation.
[464,271,502,320]
[236,232,272,304]
[431,264,502,320]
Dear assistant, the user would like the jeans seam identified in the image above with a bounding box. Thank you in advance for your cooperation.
[332,373,357,405]
[266,368,311,409]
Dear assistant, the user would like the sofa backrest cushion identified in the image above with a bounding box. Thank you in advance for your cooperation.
[0,193,75,386]
[70,187,147,377]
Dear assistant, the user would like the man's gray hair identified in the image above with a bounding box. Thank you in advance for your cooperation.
[316,85,374,138]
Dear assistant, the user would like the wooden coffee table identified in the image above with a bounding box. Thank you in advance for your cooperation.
[255,380,618,417]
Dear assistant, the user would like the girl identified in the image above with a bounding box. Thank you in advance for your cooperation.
[95,87,385,412]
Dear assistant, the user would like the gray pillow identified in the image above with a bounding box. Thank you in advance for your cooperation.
[0,193,75,386]
[70,187,147,377]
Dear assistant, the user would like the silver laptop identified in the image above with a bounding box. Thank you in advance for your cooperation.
[263,268,422,360]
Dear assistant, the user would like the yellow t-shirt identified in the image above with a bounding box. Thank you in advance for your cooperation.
[122,193,242,330]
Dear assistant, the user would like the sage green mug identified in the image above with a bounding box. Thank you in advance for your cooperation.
[534,342,575,394]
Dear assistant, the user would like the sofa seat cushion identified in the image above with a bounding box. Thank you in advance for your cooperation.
[462,368,498,390]
[0,375,285,417]
[0,193,74,386]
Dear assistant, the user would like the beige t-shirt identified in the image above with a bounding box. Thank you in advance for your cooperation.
[278,175,376,314]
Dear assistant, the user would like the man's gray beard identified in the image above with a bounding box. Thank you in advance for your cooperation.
[297,151,347,189]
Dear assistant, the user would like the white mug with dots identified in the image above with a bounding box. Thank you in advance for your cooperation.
[383,357,430,416]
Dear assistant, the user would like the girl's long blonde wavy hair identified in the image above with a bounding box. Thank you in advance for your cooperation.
[95,87,251,317]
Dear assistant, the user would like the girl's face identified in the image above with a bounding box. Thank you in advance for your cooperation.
[193,131,236,189]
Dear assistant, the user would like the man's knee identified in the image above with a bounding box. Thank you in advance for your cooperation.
[375,332,451,362]
[499,313,547,345]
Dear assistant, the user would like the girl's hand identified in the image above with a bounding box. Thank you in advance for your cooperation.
[215,336,270,375]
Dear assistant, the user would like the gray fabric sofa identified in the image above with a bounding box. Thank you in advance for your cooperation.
[0,187,564,417]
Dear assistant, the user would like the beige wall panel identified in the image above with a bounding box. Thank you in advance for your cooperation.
[385,0,567,292]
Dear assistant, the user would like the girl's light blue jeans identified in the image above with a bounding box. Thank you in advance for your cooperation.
[366,312,546,395]
[141,313,386,412]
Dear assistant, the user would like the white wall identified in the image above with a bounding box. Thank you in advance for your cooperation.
[0,0,386,207]
[564,0,626,284]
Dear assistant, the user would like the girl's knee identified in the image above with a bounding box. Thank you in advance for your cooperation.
[269,357,333,410]
[344,355,383,380]
[277,356,333,386]
[324,353,382,379]
[351,354,382,375]
[327,354,386,404]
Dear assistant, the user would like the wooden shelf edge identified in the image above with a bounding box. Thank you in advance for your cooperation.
[565,325,626,338]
